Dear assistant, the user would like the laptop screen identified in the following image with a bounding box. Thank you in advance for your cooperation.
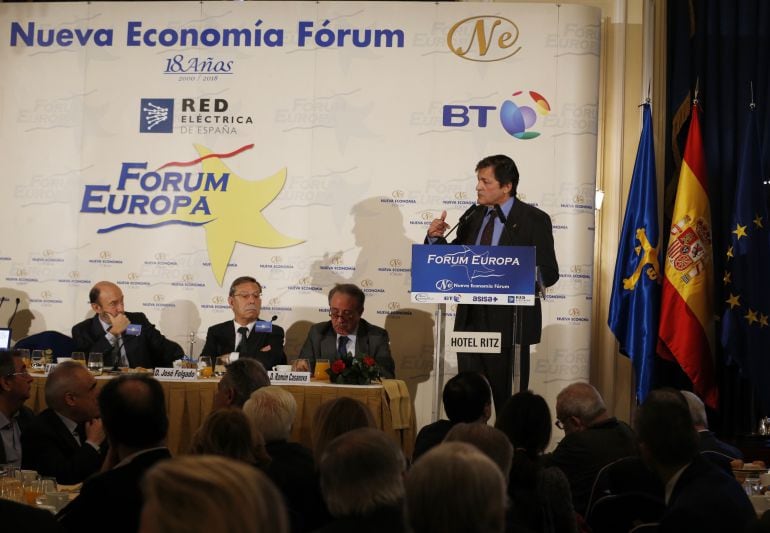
[0,328,11,350]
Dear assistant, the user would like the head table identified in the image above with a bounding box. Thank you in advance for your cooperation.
[25,374,415,459]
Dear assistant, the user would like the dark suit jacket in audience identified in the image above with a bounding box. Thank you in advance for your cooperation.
[71,312,182,368]
[660,455,754,533]
[698,430,743,459]
[412,419,455,462]
[200,319,286,370]
[0,405,34,464]
[314,504,407,533]
[544,417,637,515]
[21,408,106,485]
[57,448,171,533]
[2,498,65,533]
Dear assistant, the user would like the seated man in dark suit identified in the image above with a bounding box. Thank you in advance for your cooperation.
[200,276,286,371]
[0,350,34,467]
[57,375,171,533]
[22,361,106,484]
[636,389,754,533]
[680,390,743,460]
[413,371,491,461]
[300,284,395,378]
[71,281,183,368]
[544,382,637,516]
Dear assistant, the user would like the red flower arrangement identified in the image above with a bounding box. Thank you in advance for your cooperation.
[326,352,382,385]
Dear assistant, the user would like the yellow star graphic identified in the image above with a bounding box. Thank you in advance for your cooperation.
[754,214,764,229]
[726,246,734,259]
[733,223,748,239]
[745,308,759,326]
[761,314,769,328]
[161,144,304,285]
[723,271,731,285]
[726,293,740,309]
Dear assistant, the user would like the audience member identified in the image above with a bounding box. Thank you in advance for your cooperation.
[71,281,183,368]
[189,407,270,469]
[243,386,326,532]
[212,358,270,410]
[317,428,407,533]
[496,391,577,533]
[680,390,743,460]
[311,396,376,463]
[57,375,171,533]
[139,455,288,533]
[22,361,106,484]
[544,382,637,515]
[300,284,395,377]
[201,276,286,370]
[0,350,34,466]
[635,388,754,533]
[2,497,65,533]
[444,423,513,483]
[413,371,491,461]
[406,442,507,533]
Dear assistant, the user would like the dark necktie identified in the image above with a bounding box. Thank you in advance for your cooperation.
[479,210,497,245]
[236,326,249,353]
[74,424,86,447]
[337,336,349,358]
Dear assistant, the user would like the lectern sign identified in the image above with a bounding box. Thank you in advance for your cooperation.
[410,244,536,306]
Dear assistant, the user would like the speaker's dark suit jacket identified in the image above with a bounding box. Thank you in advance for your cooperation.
[200,319,286,370]
[299,319,395,378]
[21,408,105,485]
[71,312,183,368]
[57,447,171,533]
[0,405,34,464]
[433,200,559,346]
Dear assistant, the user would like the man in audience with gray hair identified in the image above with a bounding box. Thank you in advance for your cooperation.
[680,389,743,461]
[317,427,407,532]
[212,358,269,410]
[22,361,106,484]
[544,381,637,516]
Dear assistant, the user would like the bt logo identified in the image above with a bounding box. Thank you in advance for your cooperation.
[443,90,551,139]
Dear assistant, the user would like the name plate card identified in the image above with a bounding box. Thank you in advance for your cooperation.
[446,332,502,353]
[44,363,58,375]
[154,367,198,380]
[268,371,311,384]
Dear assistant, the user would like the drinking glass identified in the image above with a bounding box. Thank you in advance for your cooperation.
[22,474,43,506]
[71,352,86,366]
[314,359,330,381]
[214,355,229,377]
[87,353,103,376]
[16,349,31,370]
[31,350,45,371]
[197,356,213,379]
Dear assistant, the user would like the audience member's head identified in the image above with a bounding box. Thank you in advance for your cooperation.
[680,390,709,430]
[320,428,406,518]
[495,390,552,457]
[190,408,270,468]
[443,371,492,424]
[635,388,699,479]
[45,361,100,423]
[242,386,296,443]
[444,423,513,483]
[406,442,506,533]
[140,455,288,533]
[213,359,269,410]
[556,382,608,434]
[311,397,376,462]
[0,350,32,416]
[99,374,168,451]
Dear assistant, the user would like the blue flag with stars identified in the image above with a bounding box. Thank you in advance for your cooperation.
[721,106,770,411]
[608,103,660,404]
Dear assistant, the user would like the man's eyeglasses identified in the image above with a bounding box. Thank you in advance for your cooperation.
[555,419,565,430]
[233,292,262,300]
[3,370,30,379]
[329,310,358,320]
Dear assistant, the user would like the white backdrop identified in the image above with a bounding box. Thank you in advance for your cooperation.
[0,2,600,430]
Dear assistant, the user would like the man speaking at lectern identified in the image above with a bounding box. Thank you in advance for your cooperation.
[426,154,559,409]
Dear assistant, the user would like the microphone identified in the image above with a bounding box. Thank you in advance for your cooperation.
[0,296,6,309]
[493,204,507,224]
[270,315,278,323]
[442,204,483,241]
[7,298,20,328]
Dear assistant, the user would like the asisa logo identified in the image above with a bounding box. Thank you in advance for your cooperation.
[442,90,551,140]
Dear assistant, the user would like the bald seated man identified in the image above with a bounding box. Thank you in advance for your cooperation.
[72,281,183,368]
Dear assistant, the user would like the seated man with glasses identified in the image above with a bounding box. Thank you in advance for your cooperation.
[300,283,395,378]
[201,276,286,371]
[0,350,34,466]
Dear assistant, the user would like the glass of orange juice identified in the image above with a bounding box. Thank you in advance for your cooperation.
[197,356,213,379]
[314,359,331,381]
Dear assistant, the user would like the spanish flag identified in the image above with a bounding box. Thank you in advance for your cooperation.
[658,103,717,408]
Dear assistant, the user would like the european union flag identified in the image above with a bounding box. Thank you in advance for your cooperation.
[608,103,660,404]
[721,106,770,411]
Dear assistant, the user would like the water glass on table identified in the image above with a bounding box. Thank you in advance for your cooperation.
[314,359,330,381]
[214,355,229,377]
[71,352,86,366]
[87,352,103,376]
[197,356,213,379]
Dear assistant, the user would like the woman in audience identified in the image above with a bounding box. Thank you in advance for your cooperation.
[495,391,578,533]
[189,407,271,469]
[311,397,376,463]
[139,455,288,533]
[406,442,507,533]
